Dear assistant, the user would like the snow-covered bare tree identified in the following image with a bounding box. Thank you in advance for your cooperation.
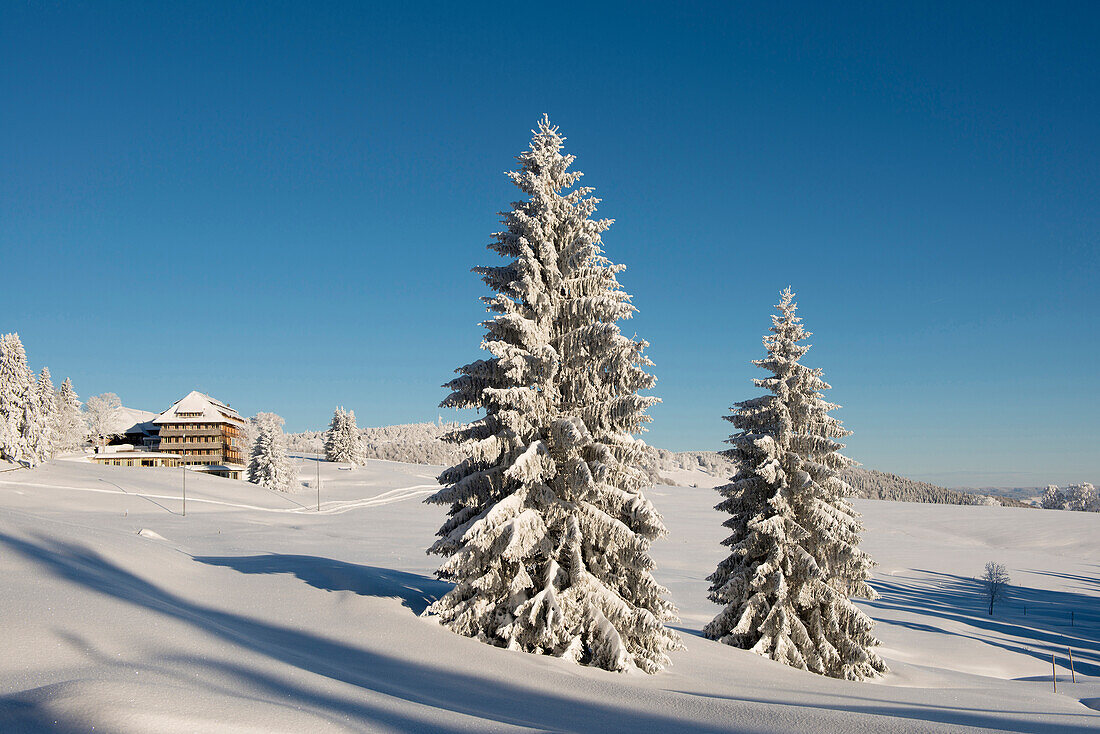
[324,407,365,465]
[248,412,297,492]
[0,333,37,464]
[83,393,121,448]
[704,288,886,681]
[1039,485,1065,510]
[980,561,1010,615]
[425,116,680,674]
[54,378,84,452]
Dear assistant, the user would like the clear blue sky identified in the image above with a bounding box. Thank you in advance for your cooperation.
[2,2,1097,487]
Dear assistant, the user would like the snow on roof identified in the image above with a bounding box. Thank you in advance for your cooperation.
[104,406,158,436]
[152,391,244,425]
[121,420,158,436]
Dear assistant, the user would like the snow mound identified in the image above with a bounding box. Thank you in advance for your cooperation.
[136,528,166,541]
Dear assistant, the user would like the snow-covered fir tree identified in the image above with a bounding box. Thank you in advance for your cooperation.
[248,412,297,492]
[324,407,365,465]
[0,333,39,465]
[33,367,57,461]
[55,378,84,452]
[425,116,680,674]
[704,288,886,681]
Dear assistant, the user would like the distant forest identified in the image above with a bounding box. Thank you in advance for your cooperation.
[287,422,1028,508]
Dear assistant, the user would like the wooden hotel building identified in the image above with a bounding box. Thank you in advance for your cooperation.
[151,391,247,479]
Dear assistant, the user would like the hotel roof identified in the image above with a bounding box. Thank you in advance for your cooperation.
[152,391,244,425]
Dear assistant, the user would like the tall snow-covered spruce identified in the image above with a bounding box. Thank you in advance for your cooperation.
[705,288,886,681]
[425,116,680,674]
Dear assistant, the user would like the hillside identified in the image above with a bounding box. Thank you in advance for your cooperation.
[841,467,1034,508]
[0,457,1096,732]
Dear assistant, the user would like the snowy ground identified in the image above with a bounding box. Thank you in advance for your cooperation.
[0,457,1097,733]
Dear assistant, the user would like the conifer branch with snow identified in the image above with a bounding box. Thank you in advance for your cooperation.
[704,288,886,681]
[425,116,681,674]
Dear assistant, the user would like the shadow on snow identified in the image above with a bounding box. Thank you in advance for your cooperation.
[194,553,451,615]
[868,569,1100,676]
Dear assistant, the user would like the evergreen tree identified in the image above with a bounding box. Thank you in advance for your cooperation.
[705,288,886,681]
[426,116,680,674]
[248,412,297,492]
[0,333,37,465]
[55,378,85,451]
[324,407,365,465]
[33,367,57,461]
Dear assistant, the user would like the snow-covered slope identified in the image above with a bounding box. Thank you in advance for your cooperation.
[0,458,1096,732]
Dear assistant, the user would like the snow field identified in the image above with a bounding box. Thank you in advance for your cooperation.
[0,457,1096,732]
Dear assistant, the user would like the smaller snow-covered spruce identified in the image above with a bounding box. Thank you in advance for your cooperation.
[248,412,297,492]
[705,288,886,681]
[324,407,365,465]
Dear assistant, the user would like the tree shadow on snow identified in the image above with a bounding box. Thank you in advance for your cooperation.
[3,532,1097,734]
[0,532,745,734]
[0,697,88,734]
[867,569,1100,676]
[193,554,451,615]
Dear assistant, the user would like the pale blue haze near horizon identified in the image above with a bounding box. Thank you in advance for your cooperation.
[1,2,1097,487]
